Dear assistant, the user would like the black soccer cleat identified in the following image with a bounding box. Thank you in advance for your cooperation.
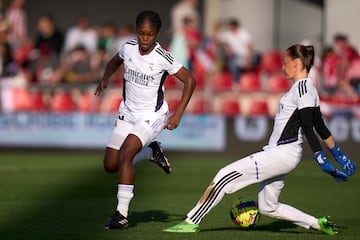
[149,141,171,174]
[104,211,129,230]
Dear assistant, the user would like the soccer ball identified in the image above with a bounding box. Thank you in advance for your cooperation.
[230,196,260,228]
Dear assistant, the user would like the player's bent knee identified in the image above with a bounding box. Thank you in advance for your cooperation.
[103,161,118,173]
[103,147,120,173]
[258,203,280,218]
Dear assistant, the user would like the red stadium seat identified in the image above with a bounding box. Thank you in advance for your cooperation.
[192,70,205,90]
[50,90,74,113]
[99,88,122,113]
[260,49,283,73]
[239,72,262,92]
[30,91,46,112]
[108,97,122,113]
[267,73,291,92]
[192,59,206,90]
[190,97,209,114]
[12,88,32,111]
[211,71,234,91]
[166,98,180,113]
[220,98,241,116]
[164,75,180,89]
[248,100,270,116]
[77,92,101,113]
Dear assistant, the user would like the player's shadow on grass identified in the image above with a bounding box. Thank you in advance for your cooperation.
[129,210,185,227]
[251,220,300,233]
[203,220,303,234]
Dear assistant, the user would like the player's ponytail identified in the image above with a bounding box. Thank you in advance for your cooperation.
[305,45,314,73]
[286,44,315,73]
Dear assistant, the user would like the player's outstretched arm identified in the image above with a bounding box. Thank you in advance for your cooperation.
[165,67,196,130]
[299,107,347,181]
[95,54,123,96]
[312,107,356,176]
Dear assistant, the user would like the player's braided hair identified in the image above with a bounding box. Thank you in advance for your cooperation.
[136,10,162,32]
[287,44,314,73]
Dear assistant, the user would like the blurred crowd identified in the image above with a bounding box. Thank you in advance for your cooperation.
[0,0,359,115]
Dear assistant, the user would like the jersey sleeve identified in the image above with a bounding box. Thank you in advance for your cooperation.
[296,79,323,153]
[118,43,125,59]
[156,46,183,75]
[167,56,183,75]
[295,80,319,110]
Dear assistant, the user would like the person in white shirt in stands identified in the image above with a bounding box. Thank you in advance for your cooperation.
[218,18,255,82]
[94,10,196,230]
[170,0,199,34]
[63,15,98,55]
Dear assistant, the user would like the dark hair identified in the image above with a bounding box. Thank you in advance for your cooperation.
[135,10,162,32]
[229,18,240,27]
[286,44,314,73]
[38,14,56,25]
[334,33,347,42]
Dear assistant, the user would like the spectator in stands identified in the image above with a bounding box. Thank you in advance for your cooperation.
[0,0,9,42]
[321,46,339,94]
[170,0,199,35]
[321,34,359,96]
[5,0,27,48]
[29,42,59,84]
[0,40,18,77]
[91,46,111,84]
[114,23,136,53]
[169,0,200,69]
[115,23,136,50]
[182,16,201,70]
[50,45,98,84]
[97,21,116,56]
[63,15,98,55]
[333,34,359,68]
[112,23,136,87]
[217,18,256,82]
[332,33,359,94]
[34,14,64,56]
[202,21,226,72]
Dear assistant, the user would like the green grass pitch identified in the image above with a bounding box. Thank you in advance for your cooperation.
[0,149,359,240]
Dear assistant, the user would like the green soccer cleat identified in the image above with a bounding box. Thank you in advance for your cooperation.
[163,221,200,233]
[318,216,338,235]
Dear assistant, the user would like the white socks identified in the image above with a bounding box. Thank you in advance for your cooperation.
[116,184,134,218]
[311,221,320,230]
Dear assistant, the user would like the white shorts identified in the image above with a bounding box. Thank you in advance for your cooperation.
[107,104,168,149]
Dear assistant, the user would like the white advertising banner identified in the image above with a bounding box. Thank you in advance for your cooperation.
[0,113,226,151]
[0,113,115,148]
[157,114,226,151]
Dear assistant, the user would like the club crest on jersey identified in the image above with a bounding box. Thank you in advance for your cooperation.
[280,103,284,109]
[278,103,284,113]
[149,63,154,71]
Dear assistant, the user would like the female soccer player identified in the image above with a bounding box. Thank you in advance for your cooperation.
[95,10,196,229]
[164,44,356,235]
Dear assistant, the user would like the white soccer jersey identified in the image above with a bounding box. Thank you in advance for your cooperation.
[267,78,319,148]
[118,39,182,117]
